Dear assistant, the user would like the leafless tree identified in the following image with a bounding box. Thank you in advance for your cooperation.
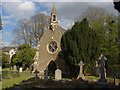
[13,12,50,46]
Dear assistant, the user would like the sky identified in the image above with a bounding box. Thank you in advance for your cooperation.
[0,0,118,47]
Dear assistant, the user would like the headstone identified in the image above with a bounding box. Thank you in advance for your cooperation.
[13,65,17,71]
[95,61,99,76]
[77,61,85,79]
[34,69,39,77]
[44,67,48,80]
[98,54,107,83]
[26,68,29,71]
[19,67,23,72]
[55,69,62,80]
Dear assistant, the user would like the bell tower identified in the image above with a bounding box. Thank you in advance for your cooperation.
[50,4,58,30]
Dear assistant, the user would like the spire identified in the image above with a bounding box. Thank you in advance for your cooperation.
[49,4,58,31]
[51,4,57,15]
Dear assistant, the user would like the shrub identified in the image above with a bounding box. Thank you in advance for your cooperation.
[4,63,10,68]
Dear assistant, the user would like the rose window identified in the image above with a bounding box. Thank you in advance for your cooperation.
[48,41,58,53]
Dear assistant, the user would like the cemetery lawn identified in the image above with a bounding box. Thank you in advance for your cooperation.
[2,76,33,89]
[87,75,120,81]
[2,68,34,89]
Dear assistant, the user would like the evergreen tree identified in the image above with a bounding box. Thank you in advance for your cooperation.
[61,18,100,77]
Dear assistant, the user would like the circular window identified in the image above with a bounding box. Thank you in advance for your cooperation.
[48,41,58,54]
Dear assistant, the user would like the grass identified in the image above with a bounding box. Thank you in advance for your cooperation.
[2,68,10,71]
[0,81,2,90]
[2,68,34,89]
[2,76,33,89]
[86,75,120,82]
[86,76,99,79]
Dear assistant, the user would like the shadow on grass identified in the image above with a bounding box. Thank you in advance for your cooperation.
[4,77,120,90]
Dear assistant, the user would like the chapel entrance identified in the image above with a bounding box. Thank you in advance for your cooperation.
[48,60,57,78]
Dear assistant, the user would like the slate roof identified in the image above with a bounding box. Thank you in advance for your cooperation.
[57,25,67,34]
[2,47,17,53]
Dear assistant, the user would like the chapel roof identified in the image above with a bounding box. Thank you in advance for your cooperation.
[2,47,17,52]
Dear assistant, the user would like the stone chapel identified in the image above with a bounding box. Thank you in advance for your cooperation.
[33,4,70,78]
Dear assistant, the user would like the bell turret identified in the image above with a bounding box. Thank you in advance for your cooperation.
[50,4,58,30]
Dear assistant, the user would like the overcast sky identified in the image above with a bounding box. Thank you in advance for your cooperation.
[0,0,118,47]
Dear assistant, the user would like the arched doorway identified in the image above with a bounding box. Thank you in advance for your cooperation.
[48,60,57,78]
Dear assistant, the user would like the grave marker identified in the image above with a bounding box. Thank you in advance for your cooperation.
[55,69,62,80]
[19,67,23,72]
[98,54,107,83]
[77,61,85,79]
[34,70,39,77]
[13,65,17,71]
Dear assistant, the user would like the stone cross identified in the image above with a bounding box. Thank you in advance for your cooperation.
[77,61,85,79]
[98,54,107,83]
[44,67,48,80]
[34,69,39,77]
[55,69,62,80]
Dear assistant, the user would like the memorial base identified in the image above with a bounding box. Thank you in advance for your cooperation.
[77,74,85,79]
[98,79,107,84]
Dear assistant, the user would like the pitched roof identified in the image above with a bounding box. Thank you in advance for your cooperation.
[2,47,17,52]
[57,25,66,34]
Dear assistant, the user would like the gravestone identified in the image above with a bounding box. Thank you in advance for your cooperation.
[34,70,39,77]
[44,67,48,80]
[55,69,62,80]
[98,54,107,83]
[13,65,17,71]
[95,61,99,76]
[77,61,85,79]
[26,68,29,71]
[19,67,23,72]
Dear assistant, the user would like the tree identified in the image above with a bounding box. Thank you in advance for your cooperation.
[75,6,119,77]
[1,52,10,68]
[113,0,120,12]
[61,18,100,77]
[10,54,16,67]
[12,43,35,70]
[13,12,50,46]
[76,7,109,50]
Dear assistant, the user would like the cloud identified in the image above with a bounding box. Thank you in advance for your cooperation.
[40,2,117,29]
[0,31,11,47]
[3,1,37,20]
[2,15,13,19]
[3,20,11,24]
[1,0,22,2]
[41,11,49,15]
[58,18,74,29]
[0,41,11,47]
[3,20,16,26]
[0,31,18,47]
